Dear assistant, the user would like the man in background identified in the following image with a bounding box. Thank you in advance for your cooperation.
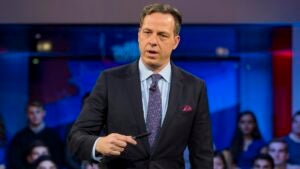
[253,154,274,169]
[7,101,64,169]
[284,111,300,167]
[268,139,300,169]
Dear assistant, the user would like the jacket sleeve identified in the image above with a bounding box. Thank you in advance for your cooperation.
[68,71,108,160]
[188,81,213,169]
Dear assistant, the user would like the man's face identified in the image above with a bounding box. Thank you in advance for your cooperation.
[292,115,300,136]
[27,146,49,163]
[253,159,273,169]
[37,160,57,169]
[138,12,180,72]
[238,114,255,135]
[27,105,45,127]
[213,156,225,169]
[268,142,289,166]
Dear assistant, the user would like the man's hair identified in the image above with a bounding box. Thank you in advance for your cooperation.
[268,138,288,152]
[27,100,44,109]
[139,3,182,35]
[292,111,300,122]
[253,154,275,169]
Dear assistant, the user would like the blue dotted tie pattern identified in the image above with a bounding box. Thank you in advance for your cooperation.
[146,74,162,148]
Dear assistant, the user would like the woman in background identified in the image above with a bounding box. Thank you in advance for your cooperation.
[230,111,266,169]
[33,155,57,169]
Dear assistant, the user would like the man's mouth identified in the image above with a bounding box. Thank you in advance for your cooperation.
[146,50,158,55]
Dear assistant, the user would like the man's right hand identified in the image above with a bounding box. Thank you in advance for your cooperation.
[95,133,137,156]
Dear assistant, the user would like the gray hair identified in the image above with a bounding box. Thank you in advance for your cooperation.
[139,3,182,35]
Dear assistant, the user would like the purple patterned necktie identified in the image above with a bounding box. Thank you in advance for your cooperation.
[146,74,162,148]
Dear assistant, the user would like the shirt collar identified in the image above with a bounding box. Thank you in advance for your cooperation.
[29,122,45,134]
[139,59,171,83]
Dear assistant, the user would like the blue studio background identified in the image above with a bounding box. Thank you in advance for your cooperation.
[0,24,275,163]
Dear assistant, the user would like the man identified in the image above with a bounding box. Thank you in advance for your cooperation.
[68,3,213,169]
[7,101,64,169]
[284,111,300,166]
[267,139,299,169]
[253,154,274,169]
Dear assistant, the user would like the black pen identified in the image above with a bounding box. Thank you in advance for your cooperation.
[133,132,151,139]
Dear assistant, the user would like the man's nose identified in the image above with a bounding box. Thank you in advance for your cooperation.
[149,34,158,46]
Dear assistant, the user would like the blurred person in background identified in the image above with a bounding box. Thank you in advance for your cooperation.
[26,140,51,169]
[268,139,300,169]
[81,161,99,169]
[6,101,64,169]
[33,155,57,169]
[0,115,6,169]
[230,111,266,169]
[252,154,274,169]
[214,151,227,169]
[283,111,300,167]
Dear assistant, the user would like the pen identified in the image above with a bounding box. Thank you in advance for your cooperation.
[133,132,151,139]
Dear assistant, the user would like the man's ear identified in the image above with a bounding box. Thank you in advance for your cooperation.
[173,35,180,50]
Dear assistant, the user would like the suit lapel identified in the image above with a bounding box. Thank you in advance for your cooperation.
[124,61,151,153]
[152,64,184,154]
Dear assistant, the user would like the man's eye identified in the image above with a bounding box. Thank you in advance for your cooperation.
[159,34,168,38]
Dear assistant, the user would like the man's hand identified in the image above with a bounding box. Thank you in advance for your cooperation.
[96,133,137,156]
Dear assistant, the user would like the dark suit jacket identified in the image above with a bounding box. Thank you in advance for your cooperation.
[68,61,213,169]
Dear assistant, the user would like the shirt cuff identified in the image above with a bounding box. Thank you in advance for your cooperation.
[91,137,103,161]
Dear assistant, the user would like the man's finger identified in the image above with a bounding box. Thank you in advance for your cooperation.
[111,145,125,152]
[109,150,121,156]
[111,138,127,148]
[113,134,137,145]
[125,136,137,145]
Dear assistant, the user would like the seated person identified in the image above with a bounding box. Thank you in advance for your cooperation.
[7,101,64,169]
[0,115,6,169]
[33,155,57,169]
[230,111,266,169]
[268,139,300,169]
[214,151,227,169]
[26,140,51,169]
[283,111,300,166]
[82,161,100,169]
[253,154,274,169]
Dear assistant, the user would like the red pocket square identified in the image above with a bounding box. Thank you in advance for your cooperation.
[182,105,192,112]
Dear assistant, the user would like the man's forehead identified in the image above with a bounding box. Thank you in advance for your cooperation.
[269,142,286,149]
[28,106,43,111]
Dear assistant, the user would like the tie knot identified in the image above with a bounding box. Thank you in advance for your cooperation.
[151,74,161,83]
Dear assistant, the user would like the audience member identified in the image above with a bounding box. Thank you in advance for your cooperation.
[26,140,51,169]
[81,161,100,169]
[33,155,57,169]
[268,139,300,169]
[283,111,300,166]
[0,115,6,169]
[214,151,227,169]
[6,101,64,169]
[253,154,274,169]
[230,111,266,169]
